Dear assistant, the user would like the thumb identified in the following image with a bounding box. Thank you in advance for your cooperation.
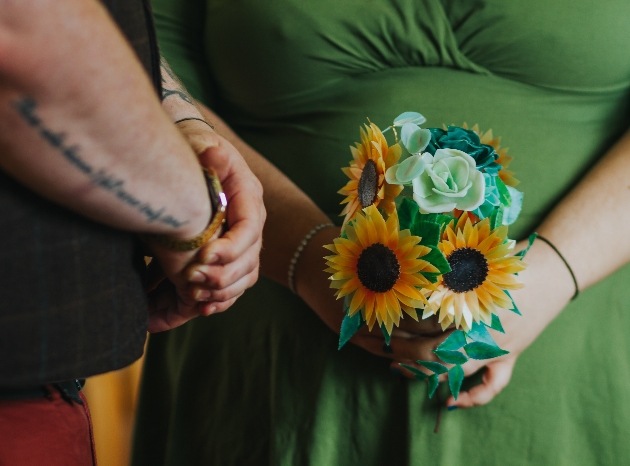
[446,357,516,409]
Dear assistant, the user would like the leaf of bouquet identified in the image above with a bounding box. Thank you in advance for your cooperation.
[393,111,427,127]
[464,342,509,360]
[496,177,511,207]
[514,232,538,258]
[397,197,419,231]
[505,290,521,315]
[436,330,467,351]
[489,314,505,333]
[401,123,431,155]
[338,310,362,350]
[428,374,440,399]
[421,247,451,282]
[448,365,465,400]
[502,185,524,225]
[489,206,504,230]
[399,363,428,381]
[465,321,496,345]
[417,360,448,374]
[434,349,468,365]
[415,221,441,248]
[380,325,391,346]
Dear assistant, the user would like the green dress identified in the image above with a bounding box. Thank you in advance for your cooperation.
[133,1,630,464]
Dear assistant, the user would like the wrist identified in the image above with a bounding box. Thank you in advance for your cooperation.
[174,117,215,131]
[144,168,227,251]
[528,236,576,304]
[534,233,579,300]
[289,223,339,296]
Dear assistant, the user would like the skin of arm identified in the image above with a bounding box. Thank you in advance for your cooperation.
[149,59,264,321]
[392,129,630,408]
[0,0,229,331]
[193,103,441,356]
[195,100,630,406]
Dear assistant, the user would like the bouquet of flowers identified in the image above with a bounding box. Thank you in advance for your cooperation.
[324,112,533,399]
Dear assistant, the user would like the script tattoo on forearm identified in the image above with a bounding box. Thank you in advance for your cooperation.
[13,97,187,228]
[160,57,193,104]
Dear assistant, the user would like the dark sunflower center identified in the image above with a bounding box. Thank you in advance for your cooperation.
[358,159,378,208]
[357,243,400,293]
[443,247,489,293]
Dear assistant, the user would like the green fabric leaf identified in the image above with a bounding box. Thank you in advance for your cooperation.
[401,124,431,155]
[420,246,451,283]
[385,153,425,184]
[436,330,467,351]
[502,185,523,225]
[448,365,465,400]
[488,206,503,230]
[400,363,427,381]
[464,342,509,360]
[514,232,538,258]
[393,111,426,127]
[417,360,448,374]
[415,221,441,248]
[338,308,362,350]
[505,290,521,315]
[465,322,495,345]
[496,177,511,206]
[434,349,468,365]
[428,374,440,399]
[397,197,419,232]
[380,325,391,346]
[489,314,505,333]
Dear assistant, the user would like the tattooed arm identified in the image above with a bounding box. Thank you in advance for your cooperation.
[153,58,265,318]
[0,0,241,330]
[0,0,211,239]
[160,57,205,122]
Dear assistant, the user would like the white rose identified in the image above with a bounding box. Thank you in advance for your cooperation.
[411,148,485,214]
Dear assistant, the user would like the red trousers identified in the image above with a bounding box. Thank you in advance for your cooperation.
[0,386,96,465]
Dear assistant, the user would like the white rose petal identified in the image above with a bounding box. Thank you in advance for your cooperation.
[410,148,485,214]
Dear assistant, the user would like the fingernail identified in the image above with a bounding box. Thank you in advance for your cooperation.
[447,405,458,411]
[194,289,211,301]
[207,305,217,315]
[189,270,205,283]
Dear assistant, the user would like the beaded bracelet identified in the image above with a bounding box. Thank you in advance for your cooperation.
[288,223,336,294]
[535,234,580,300]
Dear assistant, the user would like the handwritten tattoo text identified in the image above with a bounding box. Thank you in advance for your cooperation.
[13,97,187,228]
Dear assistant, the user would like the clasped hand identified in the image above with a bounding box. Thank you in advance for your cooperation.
[146,120,265,332]
[303,234,573,409]
[383,238,574,408]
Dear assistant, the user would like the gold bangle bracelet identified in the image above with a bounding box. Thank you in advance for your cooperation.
[145,168,227,252]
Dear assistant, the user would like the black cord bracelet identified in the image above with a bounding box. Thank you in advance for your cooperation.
[535,233,580,300]
[174,117,215,130]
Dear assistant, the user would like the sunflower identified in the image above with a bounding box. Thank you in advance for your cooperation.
[422,212,526,331]
[339,122,404,226]
[324,204,439,335]
[469,124,519,187]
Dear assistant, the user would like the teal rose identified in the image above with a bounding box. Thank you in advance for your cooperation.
[427,126,500,173]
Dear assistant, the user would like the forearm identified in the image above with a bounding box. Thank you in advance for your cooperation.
[535,129,630,291]
[0,0,210,238]
[160,57,206,122]
[198,105,332,287]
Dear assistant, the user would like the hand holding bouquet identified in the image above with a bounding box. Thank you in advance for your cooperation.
[324,112,533,399]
